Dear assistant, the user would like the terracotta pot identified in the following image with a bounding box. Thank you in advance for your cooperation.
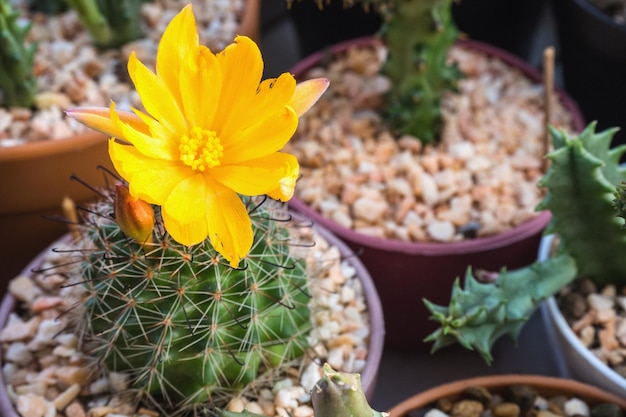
[288,36,585,350]
[387,374,626,417]
[0,218,385,416]
[0,132,114,291]
[538,235,626,398]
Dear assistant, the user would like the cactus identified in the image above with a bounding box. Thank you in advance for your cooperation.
[380,0,461,143]
[72,185,312,413]
[65,0,146,48]
[424,122,626,362]
[290,0,461,144]
[215,364,386,417]
[311,363,387,417]
[424,255,577,363]
[0,0,37,108]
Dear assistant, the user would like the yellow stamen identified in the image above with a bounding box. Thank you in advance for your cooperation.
[179,126,224,171]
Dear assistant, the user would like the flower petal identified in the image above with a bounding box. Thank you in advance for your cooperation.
[110,104,178,161]
[289,78,330,117]
[213,36,264,135]
[156,4,199,110]
[109,139,193,204]
[65,106,150,139]
[212,152,299,200]
[163,173,206,223]
[220,105,298,165]
[162,177,253,268]
[128,52,187,134]
[180,45,221,129]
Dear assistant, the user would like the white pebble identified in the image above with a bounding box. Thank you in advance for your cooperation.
[564,398,589,417]
[300,362,322,392]
[8,275,38,304]
[427,220,455,242]
[425,409,450,417]
[5,342,34,365]
[16,394,48,417]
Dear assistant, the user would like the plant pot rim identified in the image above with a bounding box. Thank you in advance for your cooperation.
[0,216,385,416]
[290,198,552,255]
[288,34,584,256]
[387,374,626,417]
[569,0,626,34]
[0,131,108,162]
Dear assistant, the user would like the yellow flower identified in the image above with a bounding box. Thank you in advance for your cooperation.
[66,5,329,267]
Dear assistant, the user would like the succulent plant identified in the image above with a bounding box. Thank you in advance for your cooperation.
[65,0,146,48]
[0,0,37,108]
[215,364,385,417]
[290,0,462,144]
[424,122,626,362]
[71,184,312,414]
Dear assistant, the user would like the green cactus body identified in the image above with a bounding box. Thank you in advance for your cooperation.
[424,123,626,361]
[380,0,461,143]
[538,123,626,286]
[0,0,37,108]
[75,193,311,413]
[311,363,387,417]
[424,254,577,363]
[65,0,145,48]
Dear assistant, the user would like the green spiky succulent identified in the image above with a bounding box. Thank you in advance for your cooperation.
[72,185,313,415]
[424,122,626,362]
[0,0,37,108]
[215,364,385,417]
[291,0,462,144]
[65,0,146,48]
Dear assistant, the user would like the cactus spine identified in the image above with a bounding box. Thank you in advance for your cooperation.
[0,0,37,108]
[380,0,461,143]
[425,123,626,361]
[65,0,145,48]
[73,187,312,414]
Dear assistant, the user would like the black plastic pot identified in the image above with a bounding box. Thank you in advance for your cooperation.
[287,0,546,61]
[552,0,626,147]
[452,0,546,60]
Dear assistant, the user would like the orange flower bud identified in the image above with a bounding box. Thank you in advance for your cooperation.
[114,183,155,245]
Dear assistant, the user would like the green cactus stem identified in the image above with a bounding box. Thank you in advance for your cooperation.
[538,123,626,286]
[72,187,312,414]
[424,254,577,363]
[0,0,37,108]
[290,0,461,144]
[311,363,387,417]
[380,0,461,143]
[65,0,146,48]
[424,123,626,362]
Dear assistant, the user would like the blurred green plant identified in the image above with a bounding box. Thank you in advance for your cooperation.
[289,0,462,144]
[0,0,37,108]
[65,0,146,48]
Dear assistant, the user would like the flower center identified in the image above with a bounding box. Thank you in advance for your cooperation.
[179,126,224,171]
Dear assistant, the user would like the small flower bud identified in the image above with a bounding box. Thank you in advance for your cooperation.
[114,183,155,244]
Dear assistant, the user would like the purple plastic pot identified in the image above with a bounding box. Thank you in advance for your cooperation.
[0,220,385,416]
[288,36,585,350]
